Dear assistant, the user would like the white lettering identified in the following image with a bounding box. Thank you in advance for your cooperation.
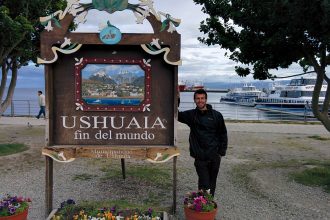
[151,117,166,129]
[110,116,124,129]
[80,116,91,128]
[93,116,107,129]
[126,117,141,129]
[62,116,76,129]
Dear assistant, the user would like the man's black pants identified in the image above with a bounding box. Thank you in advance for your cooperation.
[194,156,221,196]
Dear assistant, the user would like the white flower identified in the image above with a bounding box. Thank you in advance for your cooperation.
[150,38,161,49]
[74,57,84,65]
[75,103,83,111]
[45,21,53,32]
[154,153,162,160]
[60,37,71,48]
[58,151,67,161]
[143,104,151,112]
[167,23,176,33]
[143,58,151,67]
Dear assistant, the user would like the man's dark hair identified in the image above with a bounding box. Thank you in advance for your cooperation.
[38,91,43,94]
[194,89,207,99]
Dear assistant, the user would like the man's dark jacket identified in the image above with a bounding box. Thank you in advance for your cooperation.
[178,104,228,161]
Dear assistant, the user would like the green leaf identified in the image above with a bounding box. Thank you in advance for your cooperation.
[51,17,62,28]
[160,19,169,32]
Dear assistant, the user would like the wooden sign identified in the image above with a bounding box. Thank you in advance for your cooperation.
[39,0,181,163]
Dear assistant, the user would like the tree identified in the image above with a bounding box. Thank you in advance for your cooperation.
[0,0,66,116]
[193,0,330,131]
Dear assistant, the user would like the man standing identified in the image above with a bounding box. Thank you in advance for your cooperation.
[178,89,228,196]
[36,90,46,119]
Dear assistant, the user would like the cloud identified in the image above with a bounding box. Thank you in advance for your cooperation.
[4,0,329,88]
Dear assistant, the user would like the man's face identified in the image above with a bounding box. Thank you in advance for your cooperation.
[194,93,207,110]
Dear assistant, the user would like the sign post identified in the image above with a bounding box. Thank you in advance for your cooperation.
[38,0,181,216]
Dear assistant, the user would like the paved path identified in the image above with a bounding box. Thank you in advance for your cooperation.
[0,116,46,126]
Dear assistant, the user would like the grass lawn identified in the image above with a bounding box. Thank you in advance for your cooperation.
[291,162,330,193]
[0,143,29,156]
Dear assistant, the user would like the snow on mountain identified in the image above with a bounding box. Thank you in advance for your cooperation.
[93,69,110,78]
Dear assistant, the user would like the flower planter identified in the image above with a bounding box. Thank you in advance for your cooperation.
[184,206,217,220]
[46,208,170,220]
[0,208,28,220]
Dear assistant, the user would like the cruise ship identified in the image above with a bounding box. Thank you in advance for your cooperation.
[255,77,328,116]
[220,84,266,106]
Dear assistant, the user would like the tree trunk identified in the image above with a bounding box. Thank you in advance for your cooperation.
[312,68,330,132]
[0,63,8,102]
[0,60,18,116]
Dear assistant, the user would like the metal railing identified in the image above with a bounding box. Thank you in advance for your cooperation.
[179,102,318,122]
[1,99,318,122]
[1,100,39,117]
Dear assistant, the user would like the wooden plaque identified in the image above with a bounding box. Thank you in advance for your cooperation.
[38,2,181,162]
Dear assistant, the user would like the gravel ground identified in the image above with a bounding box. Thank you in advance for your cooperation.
[0,117,329,220]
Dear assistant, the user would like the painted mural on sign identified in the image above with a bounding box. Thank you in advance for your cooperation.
[81,64,145,106]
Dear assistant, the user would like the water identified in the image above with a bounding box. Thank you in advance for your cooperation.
[2,88,39,116]
[2,89,312,121]
[179,92,312,121]
[83,97,142,105]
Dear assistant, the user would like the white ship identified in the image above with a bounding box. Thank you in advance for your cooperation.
[255,77,328,116]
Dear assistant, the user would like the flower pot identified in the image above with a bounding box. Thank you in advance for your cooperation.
[0,208,28,220]
[184,206,217,220]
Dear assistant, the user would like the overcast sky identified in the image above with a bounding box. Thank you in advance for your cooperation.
[8,0,329,88]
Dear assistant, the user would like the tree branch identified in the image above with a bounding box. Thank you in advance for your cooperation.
[0,31,28,63]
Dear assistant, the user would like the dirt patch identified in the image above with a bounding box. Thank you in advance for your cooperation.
[1,122,330,219]
[0,125,45,173]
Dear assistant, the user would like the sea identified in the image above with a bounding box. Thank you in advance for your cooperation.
[2,88,311,121]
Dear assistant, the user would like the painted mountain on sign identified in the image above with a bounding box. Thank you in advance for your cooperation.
[88,69,117,85]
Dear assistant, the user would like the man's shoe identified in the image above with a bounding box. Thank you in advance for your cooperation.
[36,116,39,119]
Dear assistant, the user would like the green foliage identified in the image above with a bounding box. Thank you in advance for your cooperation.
[0,143,28,156]
[0,0,67,64]
[55,199,164,219]
[291,166,330,193]
[307,135,330,141]
[101,164,172,188]
[72,173,97,181]
[194,0,330,131]
[193,0,330,79]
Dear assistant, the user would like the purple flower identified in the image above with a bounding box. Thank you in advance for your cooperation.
[195,203,202,212]
[66,199,75,205]
[9,207,16,215]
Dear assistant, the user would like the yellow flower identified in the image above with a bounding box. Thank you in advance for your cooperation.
[104,211,112,219]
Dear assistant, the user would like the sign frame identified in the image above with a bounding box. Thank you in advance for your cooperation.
[39,1,181,216]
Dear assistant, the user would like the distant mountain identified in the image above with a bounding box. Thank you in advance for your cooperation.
[203,80,290,90]
[112,70,138,84]
[89,69,116,85]
[132,76,144,87]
